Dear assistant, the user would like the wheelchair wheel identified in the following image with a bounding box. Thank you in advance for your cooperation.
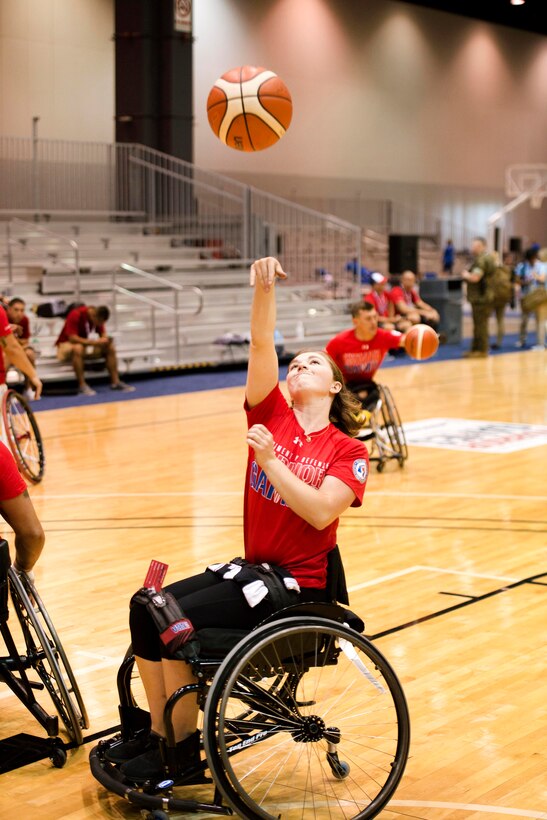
[203,616,410,819]
[2,389,45,483]
[373,385,408,467]
[8,568,89,745]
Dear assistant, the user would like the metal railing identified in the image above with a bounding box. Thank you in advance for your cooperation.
[5,218,81,297]
[0,136,361,291]
[112,263,203,364]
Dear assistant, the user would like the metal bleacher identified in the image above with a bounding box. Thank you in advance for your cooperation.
[0,139,363,388]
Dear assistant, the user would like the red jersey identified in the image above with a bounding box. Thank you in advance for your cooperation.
[364,290,391,317]
[55,306,105,345]
[326,327,402,384]
[11,314,31,341]
[0,441,26,500]
[389,285,420,307]
[0,306,13,385]
[244,385,368,589]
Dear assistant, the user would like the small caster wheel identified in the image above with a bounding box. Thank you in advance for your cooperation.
[151,812,169,820]
[376,461,385,473]
[50,747,67,768]
[331,760,350,780]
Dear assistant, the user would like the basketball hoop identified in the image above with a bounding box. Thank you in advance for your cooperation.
[506,164,547,207]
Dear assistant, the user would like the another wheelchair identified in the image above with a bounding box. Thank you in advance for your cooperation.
[90,602,410,819]
[352,382,408,472]
[1,384,45,483]
[0,539,88,768]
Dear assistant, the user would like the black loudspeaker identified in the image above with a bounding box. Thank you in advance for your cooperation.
[389,235,419,274]
[509,237,522,253]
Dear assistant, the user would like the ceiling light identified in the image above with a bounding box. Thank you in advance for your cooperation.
[510,0,525,6]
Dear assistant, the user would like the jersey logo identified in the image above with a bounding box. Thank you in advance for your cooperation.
[352,458,368,483]
[293,436,304,447]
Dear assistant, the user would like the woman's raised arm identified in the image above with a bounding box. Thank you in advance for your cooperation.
[245,257,287,408]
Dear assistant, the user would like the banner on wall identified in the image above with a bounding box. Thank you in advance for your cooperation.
[174,0,192,33]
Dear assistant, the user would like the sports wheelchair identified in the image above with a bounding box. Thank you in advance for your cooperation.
[90,602,410,819]
[352,382,408,472]
[1,384,45,483]
[0,539,88,768]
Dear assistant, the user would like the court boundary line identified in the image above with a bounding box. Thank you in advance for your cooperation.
[389,800,547,818]
[35,490,547,501]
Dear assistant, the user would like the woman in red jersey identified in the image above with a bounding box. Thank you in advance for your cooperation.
[113,257,369,782]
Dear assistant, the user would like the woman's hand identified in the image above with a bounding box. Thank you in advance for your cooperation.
[250,257,287,293]
[246,423,277,467]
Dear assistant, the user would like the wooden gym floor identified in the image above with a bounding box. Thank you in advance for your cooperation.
[0,350,545,819]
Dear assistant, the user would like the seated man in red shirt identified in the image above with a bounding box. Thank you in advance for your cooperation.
[364,273,412,332]
[0,305,42,399]
[389,270,440,330]
[55,304,135,396]
[326,302,405,410]
[4,298,37,399]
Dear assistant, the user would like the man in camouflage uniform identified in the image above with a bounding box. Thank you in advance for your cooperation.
[462,237,496,358]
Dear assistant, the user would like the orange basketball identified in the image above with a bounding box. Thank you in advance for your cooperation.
[404,324,439,360]
[207,65,292,152]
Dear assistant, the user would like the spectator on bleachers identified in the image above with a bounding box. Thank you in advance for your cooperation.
[55,304,135,396]
[364,273,412,332]
[389,270,440,330]
[0,305,42,399]
[5,298,37,399]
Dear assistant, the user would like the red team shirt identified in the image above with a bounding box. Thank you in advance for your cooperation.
[0,441,26,500]
[389,286,420,307]
[244,385,368,589]
[364,290,391,317]
[0,306,13,384]
[55,306,105,345]
[326,328,402,384]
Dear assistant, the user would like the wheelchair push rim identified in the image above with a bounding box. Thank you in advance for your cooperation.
[2,389,45,483]
[203,616,410,819]
[8,567,88,745]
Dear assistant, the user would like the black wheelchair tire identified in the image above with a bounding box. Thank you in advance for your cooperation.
[8,568,88,745]
[2,389,45,483]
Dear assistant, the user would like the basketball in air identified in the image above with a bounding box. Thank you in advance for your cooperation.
[206,65,292,152]
[404,324,439,360]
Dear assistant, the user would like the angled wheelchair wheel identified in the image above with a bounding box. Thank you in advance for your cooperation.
[203,616,410,819]
[2,389,45,483]
[8,567,88,745]
[372,385,408,467]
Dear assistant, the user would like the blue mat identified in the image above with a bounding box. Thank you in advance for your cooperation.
[31,332,534,413]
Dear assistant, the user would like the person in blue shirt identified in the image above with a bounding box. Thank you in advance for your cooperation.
[442,240,455,274]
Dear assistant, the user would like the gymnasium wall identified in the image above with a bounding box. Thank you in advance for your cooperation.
[193,0,547,241]
[0,0,114,143]
[0,0,545,241]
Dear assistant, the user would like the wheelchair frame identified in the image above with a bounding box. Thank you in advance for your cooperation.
[1,386,45,483]
[356,383,408,472]
[0,539,88,768]
[90,603,410,819]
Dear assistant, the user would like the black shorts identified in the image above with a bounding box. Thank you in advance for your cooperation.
[130,571,329,662]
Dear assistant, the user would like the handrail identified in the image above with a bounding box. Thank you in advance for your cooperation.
[7,218,81,298]
[113,264,204,364]
[119,262,204,312]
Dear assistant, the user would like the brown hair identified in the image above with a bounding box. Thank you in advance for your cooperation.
[290,350,364,438]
